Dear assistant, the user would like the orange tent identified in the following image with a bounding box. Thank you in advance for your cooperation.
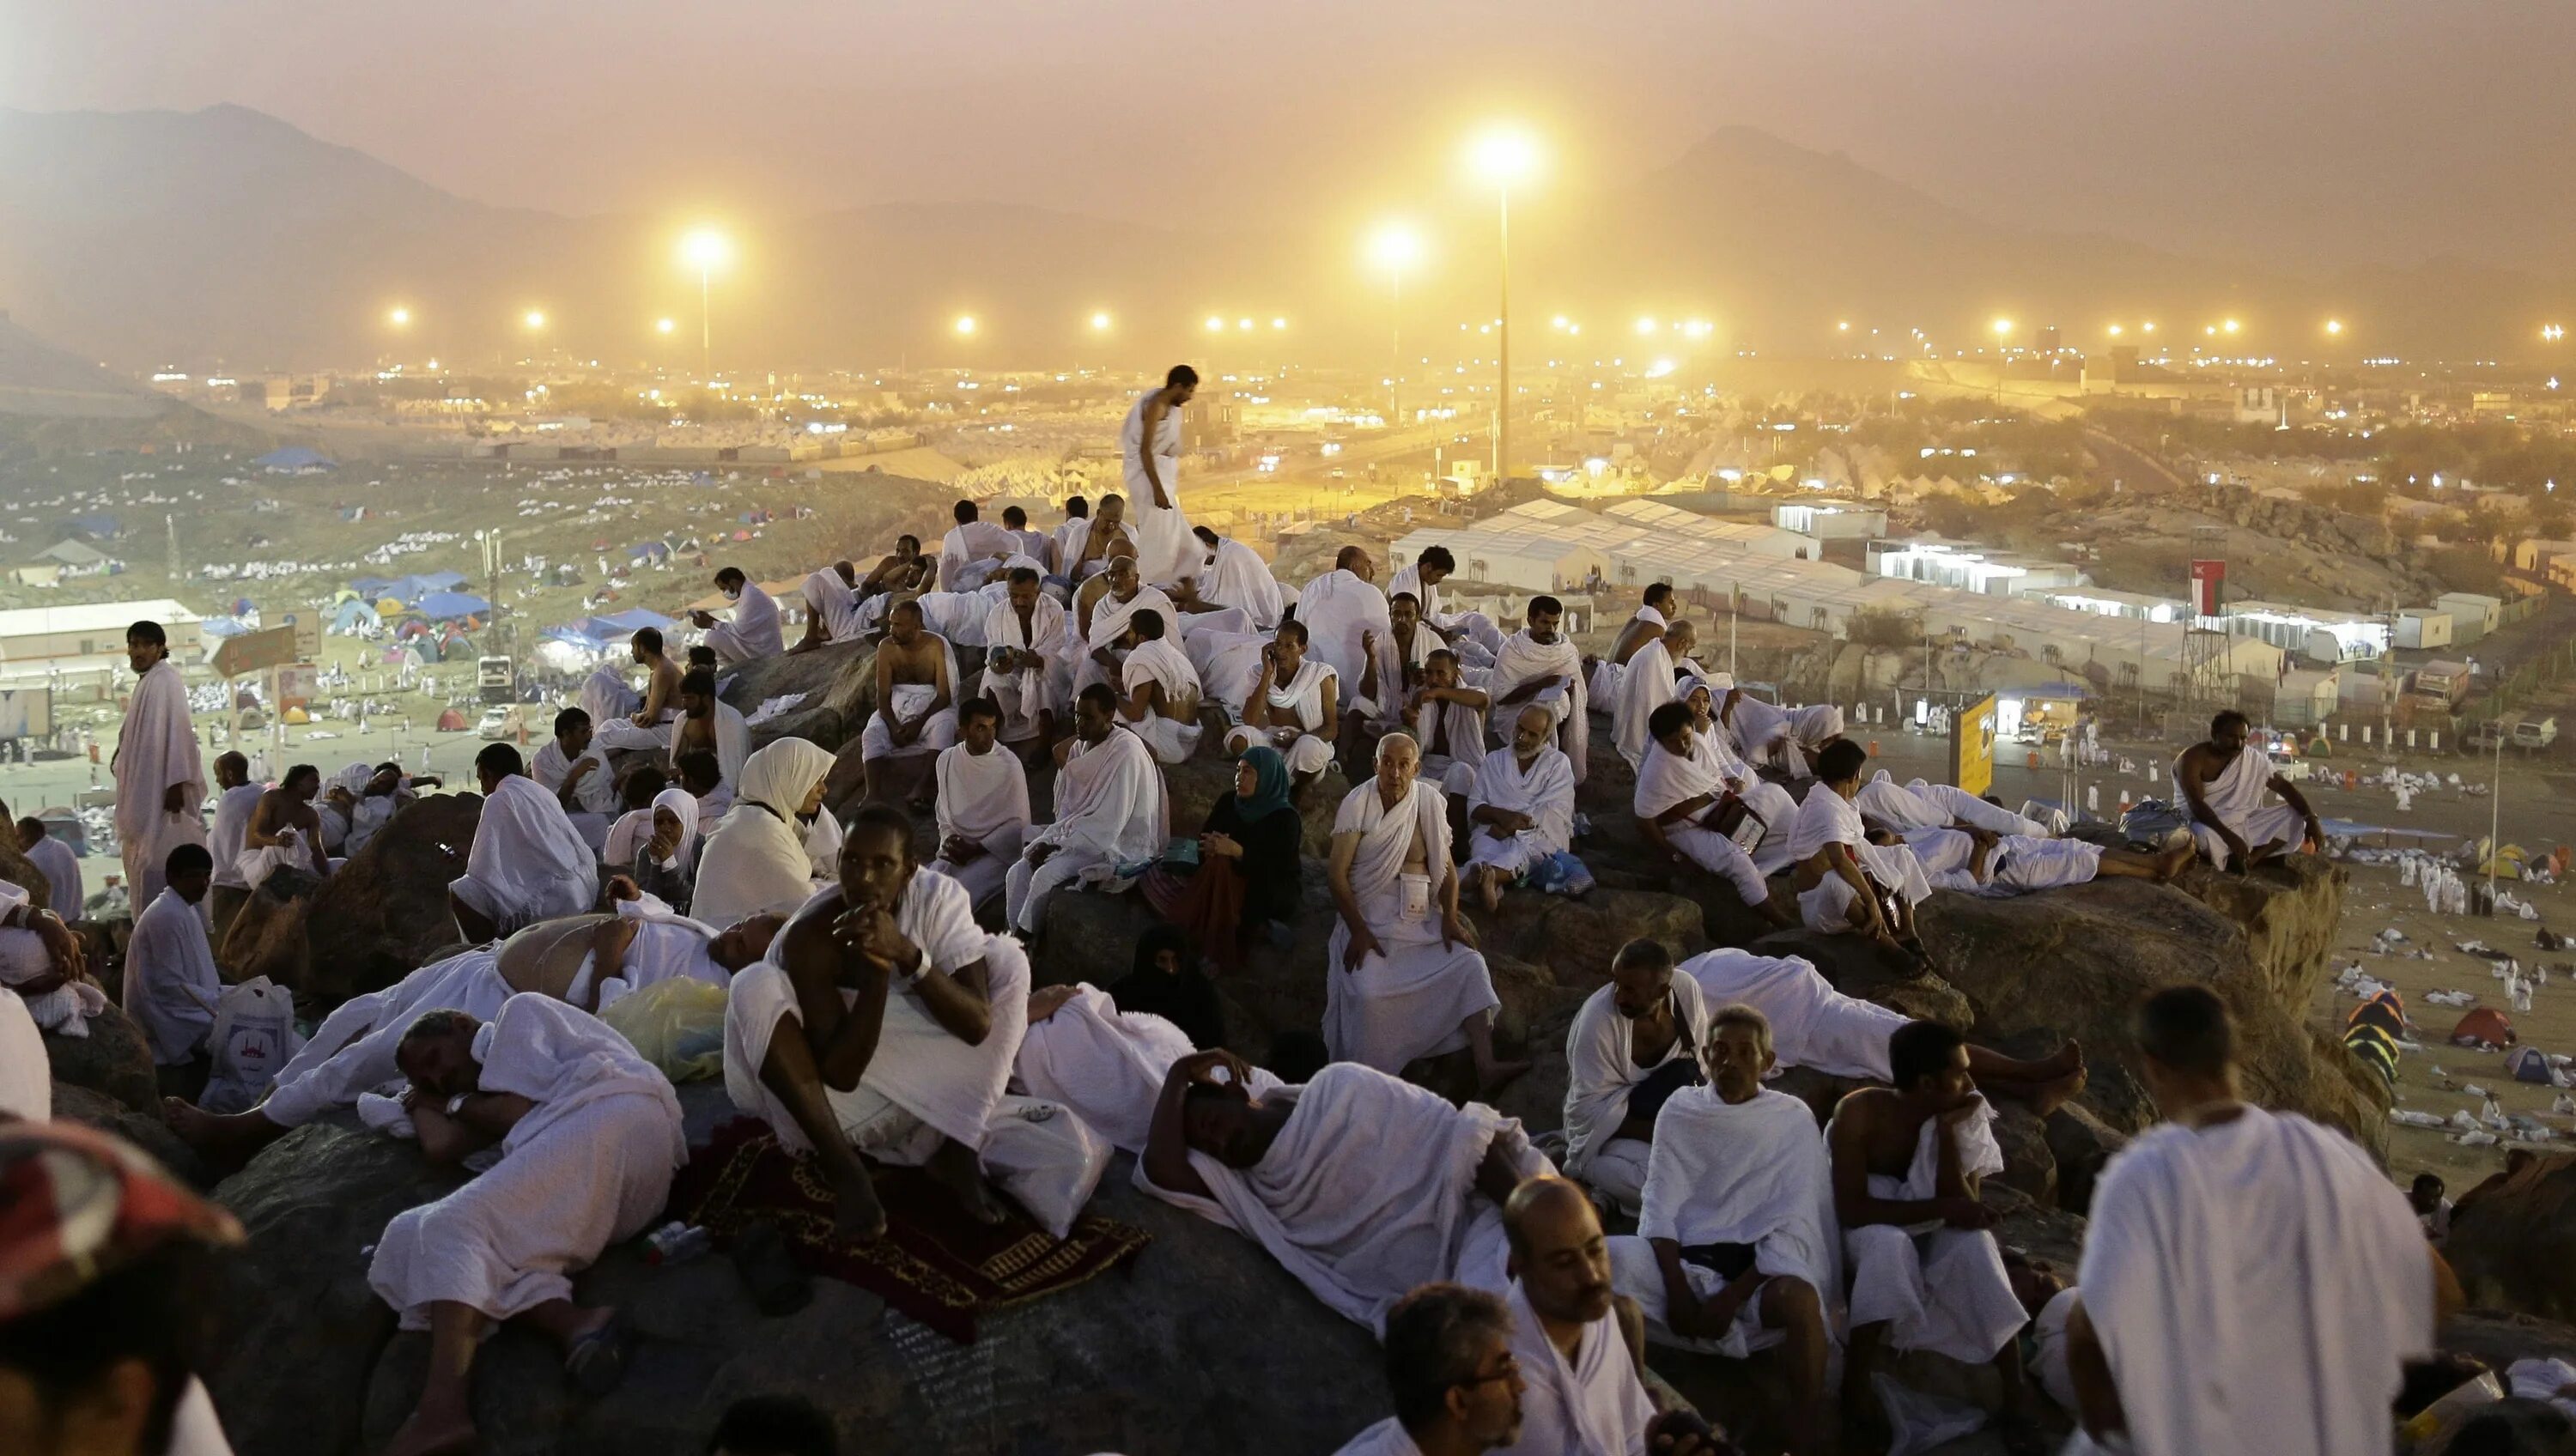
[2449,1007,2517,1050]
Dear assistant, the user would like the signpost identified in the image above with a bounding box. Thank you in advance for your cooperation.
[1950,692,1998,798]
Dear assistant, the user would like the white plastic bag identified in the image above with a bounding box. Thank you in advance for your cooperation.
[979,1095,1111,1239]
[197,976,305,1113]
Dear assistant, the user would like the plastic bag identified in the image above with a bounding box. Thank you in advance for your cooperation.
[598,976,728,1083]
[1873,1372,1984,1456]
[199,977,305,1114]
[980,1094,1111,1239]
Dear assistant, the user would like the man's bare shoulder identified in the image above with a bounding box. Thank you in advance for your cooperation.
[1832,1085,1900,1129]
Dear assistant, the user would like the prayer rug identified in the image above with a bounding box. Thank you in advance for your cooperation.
[670,1117,1151,1340]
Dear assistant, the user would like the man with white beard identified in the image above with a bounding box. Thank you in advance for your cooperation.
[1462,704,1582,912]
[112,619,207,910]
[1121,367,1200,586]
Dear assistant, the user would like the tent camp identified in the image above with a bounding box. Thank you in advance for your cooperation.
[2451,1006,2517,1050]
[409,591,493,622]
[351,571,469,604]
[252,446,337,473]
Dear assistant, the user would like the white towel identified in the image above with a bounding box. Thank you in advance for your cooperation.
[1678,948,1906,1081]
[1834,1099,2026,1364]
[1486,629,1589,785]
[122,888,221,1065]
[1012,985,1282,1153]
[668,700,751,790]
[261,948,512,1127]
[691,738,835,927]
[702,581,784,664]
[449,775,600,934]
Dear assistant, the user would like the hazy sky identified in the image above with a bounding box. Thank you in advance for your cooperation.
[6,0,2572,273]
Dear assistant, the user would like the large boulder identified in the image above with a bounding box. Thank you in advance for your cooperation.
[42,999,158,1112]
[242,794,479,1007]
[52,1080,211,1188]
[0,829,55,911]
[2445,1154,2576,1319]
[721,638,875,754]
[1164,749,1347,857]
[204,1088,1394,1456]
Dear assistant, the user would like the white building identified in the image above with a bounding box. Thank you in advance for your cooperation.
[0,599,206,683]
[2020,586,2188,624]
[1871,540,2086,597]
[2437,592,2505,644]
[1771,502,1888,541]
[2218,600,2389,664]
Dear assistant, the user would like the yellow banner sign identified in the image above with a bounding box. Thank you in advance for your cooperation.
[1950,693,1998,800]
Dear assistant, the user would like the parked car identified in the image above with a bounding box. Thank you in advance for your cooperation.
[477,706,517,740]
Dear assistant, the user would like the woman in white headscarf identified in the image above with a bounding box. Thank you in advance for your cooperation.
[605,785,702,913]
[690,737,837,925]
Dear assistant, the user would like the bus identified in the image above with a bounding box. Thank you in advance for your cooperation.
[477,656,515,705]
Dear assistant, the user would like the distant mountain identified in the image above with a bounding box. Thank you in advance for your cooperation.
[0,310,164,417]
[0,106,2559,372]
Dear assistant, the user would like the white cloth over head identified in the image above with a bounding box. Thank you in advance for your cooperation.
[691,737,835,927]
[449,774,600,936]
[1137,1062,1552,1331]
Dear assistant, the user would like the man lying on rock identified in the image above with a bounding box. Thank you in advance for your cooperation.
[368,994,687,1456]
[1854,769,2191,893]
[721,804,1030,1241]
[2174,708,2324,871]
[164,908,783,1170]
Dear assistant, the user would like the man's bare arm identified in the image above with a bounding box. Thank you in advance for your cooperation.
[1141,1056,1216,1200]
[1139,400,1172,507]
[1827,1097,1947,1228]
[909,957,993,1047]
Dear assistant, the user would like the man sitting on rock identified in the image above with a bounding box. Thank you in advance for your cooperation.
[1788,739,1933,959]
[1828,1020,2037,1443]
[1636,702,1794,931]
[1676,676,1803,875]
[1386,544,1504,667]
[983,566,1066,751]
[368,994,687,1456]
[235,762,331,889]
[587,627,683,753]
[1855,770,2189,895]
[791,560,866,652]
[1330,1283,1526,1456]
[1116,608,1204,764]
[1224,618,1340,797]
[532,707,619,852]
[671,666,750,790]
[1675,945,2086,1113]
[167,912,782,1168]
[1140,1051,1552,1329]
[1718,686,1844,781]
[17,812,85,922]
[449,743,602,943]
[1498,1177,1723,1456]
[1076,551,1179,698]
[1400,646,1490,799]
[858,600,958,810]
[1560,939,1711,1215]
[2176,709,2324,871]
[1589,581,1674,707]
[124,843,222,1101]
[723,804,1030,1241]
[1609,1003,1840,1455]
[1005,685,1168,937]
[690,565,784,666]
[1463,703,1583,912]
[1613,616,1697,773]
[1485,596,1589,788]
[2063,984,2454,1456]
[0,875,94,1042]
[1326,732,1526,1095]
[928,697,1031,924]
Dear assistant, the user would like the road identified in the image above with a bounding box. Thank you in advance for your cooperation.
[2083,427,2196,496]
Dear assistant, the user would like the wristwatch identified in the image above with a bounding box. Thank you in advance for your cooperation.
[901,947,929,983]
[446,1093,471,1117]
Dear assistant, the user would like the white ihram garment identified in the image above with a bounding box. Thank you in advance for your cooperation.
[930,741,1032,913]
[1012,985,1284,1153]
[939,519,1018,592]
[1006,725,1167,933]
[531,737,620,816]
[1492,1277,1656,1456]
[1858,773,2050,839]
[0,987,47,1121]
[1633,739,1770,907]
[1788,785,1929,933]
[0,913,105,1040]
[669,701,751,790]
[259,948,513,1127]
[859,633,961,761]
[702,582,784,665]
[1331,1419,1427,1456]
[1612,636,1682,771]
[1295,569,1392,713]
[450,775,599,935]
[232,822,314,893]
[2178,744,2308,870]
[368,995,685,1328]
[982,595,1068,742]
[723,873,1030,1158]
[1077,585,1180,696]
[801,568,866,643]
[585,666,679,753]
[2079,1106,2433,1456]
[1136,1062,1552,1331]
[114,658,207,908]
[1561,975,1708,1210]
[1609,1083,1842,1358]
[1406,687,1486,798]
[1121,636,1204,763]
[1834,1099,2027,1363]
[209,783,267,892]
[690,738,835,927]
[1221,658,1336,778]
[1194,537,1286,629]
[1364,623,1440,727]
[1677,948,1905,1081]
[1322,779,1499,1074]
[1465,743,1575,880]
[1725,695,1844,780]
[1486,631,1589,786]
[24,833,83,919]
[124,889,220,1065]
[1386,564,1501,662]
[1121,389,1195,585]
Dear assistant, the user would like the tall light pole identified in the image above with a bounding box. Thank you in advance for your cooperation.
[1472,128,1538,486]
[680,228,732,379]
[1369,223,1425,429]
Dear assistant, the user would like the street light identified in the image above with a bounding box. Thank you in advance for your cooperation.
[953,314,978,337]
[2546,325,2567,343]
[387,306,412,328]
[1469,124,1540,482]
[2222,318,2242,335]
[656,318,677,336]
[523,310,546,331]
[1368,221,1426,426]
[678,228,731,378]
[1090,311,1113,332]
[2325,318,2345,337]
[1205,315,1225,333]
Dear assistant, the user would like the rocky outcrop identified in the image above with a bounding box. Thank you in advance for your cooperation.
[52,1080,211,1188]
[721,638,875,754]
[204,1089,1394,1456]
[226,794,478,1007]
[0,830,55,911]
[41,1000,157,1112]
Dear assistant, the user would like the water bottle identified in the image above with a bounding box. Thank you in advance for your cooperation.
[644,1221,714,1266]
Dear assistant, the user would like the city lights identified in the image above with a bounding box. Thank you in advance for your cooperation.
[1991,318,2014,337]
[2223,318,2242,334]
[2325,318,2345,336]
[2107,325,2124,337]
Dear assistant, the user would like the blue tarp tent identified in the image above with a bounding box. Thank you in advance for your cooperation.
[592,608,673,634]
[252,446,337,472]
[67,513,120,540]
[328,598,382,634]
[350,571,471,604]
[409,592,493,622]
[541,608,674,653]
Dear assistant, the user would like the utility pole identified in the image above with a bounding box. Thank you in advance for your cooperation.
[165,513,180,583]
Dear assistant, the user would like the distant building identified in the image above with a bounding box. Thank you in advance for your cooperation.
[1182,391,1237,452]
[2219,599,2388,664]
[1771,502,1887,541]
[0,599,204,682]
[1870,540,2084,597]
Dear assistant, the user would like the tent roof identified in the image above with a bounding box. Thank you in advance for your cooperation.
[407,591,491,620]
[252,446,337,470]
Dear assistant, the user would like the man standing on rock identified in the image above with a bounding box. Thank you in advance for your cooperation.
[112,619,206,911]
[2062,984,2457,1456]
[1121,366,1199,588]
[204,750,264,940]
[2175,709,2323,871]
